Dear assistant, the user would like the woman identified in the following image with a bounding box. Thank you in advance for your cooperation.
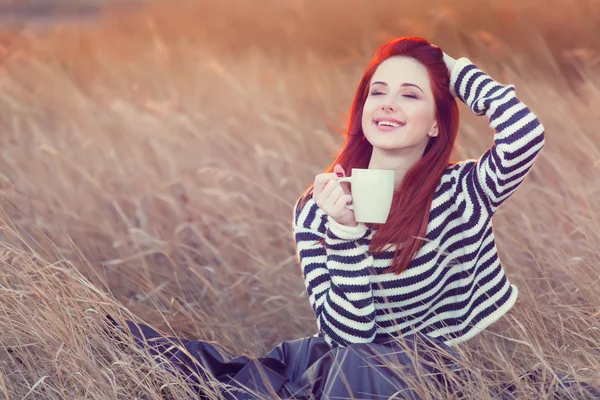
[113,37,597,399]
[293,37,539,350]
[288,35,544,396]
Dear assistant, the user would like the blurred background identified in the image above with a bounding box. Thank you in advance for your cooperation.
[0,0,599,398]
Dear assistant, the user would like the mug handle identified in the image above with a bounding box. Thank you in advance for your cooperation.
[337,177,354,211]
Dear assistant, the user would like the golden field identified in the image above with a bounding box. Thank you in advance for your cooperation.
[0,0,599,398]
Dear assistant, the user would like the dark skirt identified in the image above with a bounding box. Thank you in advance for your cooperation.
[115,319,600,400]
[120,320,466,399]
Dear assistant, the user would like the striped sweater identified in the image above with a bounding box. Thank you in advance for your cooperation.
[293,58,545,348]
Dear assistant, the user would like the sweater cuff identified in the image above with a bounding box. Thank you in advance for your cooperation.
[326,216,369,240]
[449,57,474,98]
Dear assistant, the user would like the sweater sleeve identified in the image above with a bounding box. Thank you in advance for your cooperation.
[293,195,376,347]
[450,58,545,213]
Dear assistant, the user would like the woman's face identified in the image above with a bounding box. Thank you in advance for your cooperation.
[361,56,438,153]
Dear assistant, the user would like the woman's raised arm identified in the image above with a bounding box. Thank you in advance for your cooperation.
[447,55,545,213]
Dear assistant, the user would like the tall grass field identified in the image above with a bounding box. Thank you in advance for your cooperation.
[0,0,599,398]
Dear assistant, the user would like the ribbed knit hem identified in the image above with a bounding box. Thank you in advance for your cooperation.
[326,216,369,240]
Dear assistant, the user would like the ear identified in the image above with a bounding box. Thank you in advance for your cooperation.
[428,121,439,138]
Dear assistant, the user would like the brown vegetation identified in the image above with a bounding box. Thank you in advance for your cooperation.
[0,0,599,398]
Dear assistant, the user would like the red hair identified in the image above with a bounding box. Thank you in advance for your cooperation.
[300,37,460,275]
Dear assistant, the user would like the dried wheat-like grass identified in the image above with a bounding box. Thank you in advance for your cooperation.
[0,0,599,398]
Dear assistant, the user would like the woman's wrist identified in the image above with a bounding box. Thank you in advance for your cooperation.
[327,216,369,240]
[449,57,474,98]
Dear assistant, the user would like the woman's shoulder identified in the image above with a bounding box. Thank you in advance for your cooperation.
[434,161,478,194]
[443,160,479,178]
[439,161,470,182]
[293,189,313,215]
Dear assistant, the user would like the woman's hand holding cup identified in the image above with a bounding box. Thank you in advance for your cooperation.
[312,164,357,227]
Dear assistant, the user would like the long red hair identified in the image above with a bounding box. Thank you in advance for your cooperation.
[300,37,460,275]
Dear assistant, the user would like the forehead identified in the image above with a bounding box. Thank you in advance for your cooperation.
[371,56,431,89]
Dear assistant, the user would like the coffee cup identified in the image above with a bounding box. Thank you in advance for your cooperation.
[338,168,395,224]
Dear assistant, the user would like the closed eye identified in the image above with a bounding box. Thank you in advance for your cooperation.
[370,91,418,99]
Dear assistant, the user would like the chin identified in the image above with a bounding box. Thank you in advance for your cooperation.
[372,144,406,152]
[364,136,404,151]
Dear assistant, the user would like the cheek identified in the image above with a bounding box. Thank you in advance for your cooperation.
[407,104,435,126]
[362,98,378,115]
[361,100,376,125]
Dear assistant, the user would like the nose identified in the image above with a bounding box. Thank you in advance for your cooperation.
[380,102,397,112]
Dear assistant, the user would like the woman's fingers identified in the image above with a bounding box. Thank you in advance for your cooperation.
[333,193,352,210]
[315,179,344,209]
[319,179,339,202]
[312,170,356,226]
[333,164,346,177]
[328,186,344,205]
[313,173,339,198]
[321,185,351,216]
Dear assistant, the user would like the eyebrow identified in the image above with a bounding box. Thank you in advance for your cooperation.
[371,81,424,94]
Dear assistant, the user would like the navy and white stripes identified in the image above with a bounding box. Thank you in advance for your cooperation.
[293,58,545,348]
[452,58,545,213]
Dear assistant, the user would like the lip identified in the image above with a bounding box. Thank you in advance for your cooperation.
[373,116,406,131]
[374,117,406,125]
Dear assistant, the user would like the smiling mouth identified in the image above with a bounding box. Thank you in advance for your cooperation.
[374,119,406,129]
[376,120,404,128]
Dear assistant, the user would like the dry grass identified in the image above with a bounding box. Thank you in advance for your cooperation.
[0,0,599,398]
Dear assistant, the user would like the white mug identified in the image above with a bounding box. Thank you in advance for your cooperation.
[338,168,395,224]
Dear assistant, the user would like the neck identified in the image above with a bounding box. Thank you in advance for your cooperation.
[368,146,426,190]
